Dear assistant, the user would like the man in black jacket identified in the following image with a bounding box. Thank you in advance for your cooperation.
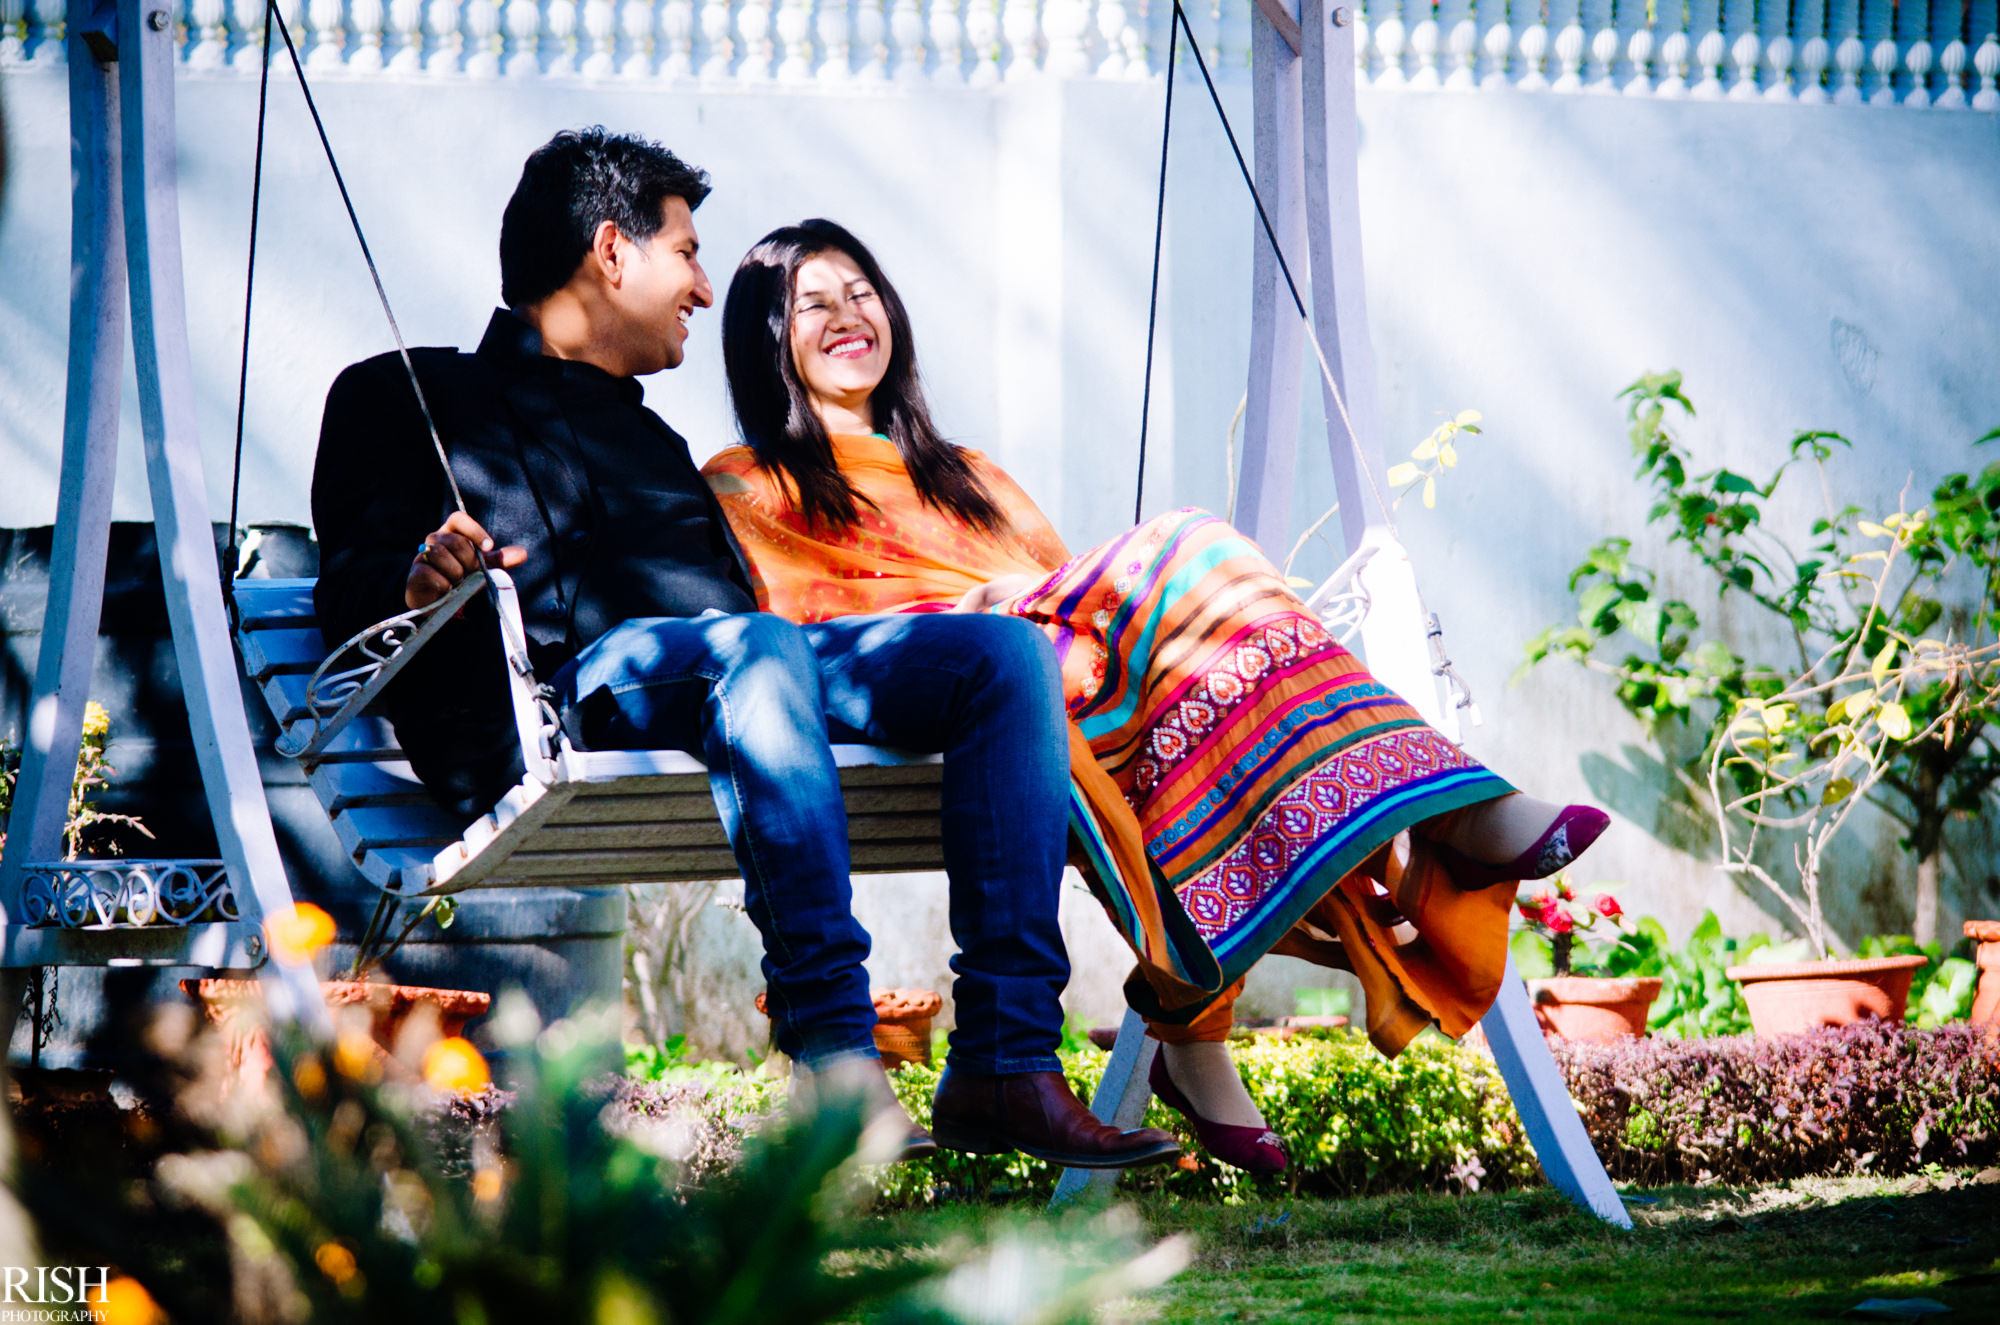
[312,128,1175,1170]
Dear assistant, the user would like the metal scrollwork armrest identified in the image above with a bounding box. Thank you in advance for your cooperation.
[276,572,490,759]
[19,859,237,928]
[1303,541,1378,646]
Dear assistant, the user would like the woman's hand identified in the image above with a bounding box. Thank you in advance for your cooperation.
[950,573,1043,614]
[405,511,528,609]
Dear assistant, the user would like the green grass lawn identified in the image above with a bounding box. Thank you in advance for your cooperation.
[877,1171,2000,1322]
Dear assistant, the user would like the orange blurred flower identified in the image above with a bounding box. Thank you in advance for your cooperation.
[102,1276,164,1325]
[333,1029,382,1083]
[314,1240,358,1286]
[423,1036,491,1094]
[267,902,337,965]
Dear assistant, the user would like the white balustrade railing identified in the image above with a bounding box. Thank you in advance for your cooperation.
[2,0,1995,108]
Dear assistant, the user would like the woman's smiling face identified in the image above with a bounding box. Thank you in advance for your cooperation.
[789,249,893,429]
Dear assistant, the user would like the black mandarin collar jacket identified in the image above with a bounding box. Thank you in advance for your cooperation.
[310,309,758,811]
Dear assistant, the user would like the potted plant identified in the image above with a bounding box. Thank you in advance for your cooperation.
[1526,374,2000,1031]
[754,988,944,1070]
[1970,920,2000,1030]
[1514,879,1663,1042]
[183,896,490,1087]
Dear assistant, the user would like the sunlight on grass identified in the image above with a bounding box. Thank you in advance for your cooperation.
[877,1171,2000,1323]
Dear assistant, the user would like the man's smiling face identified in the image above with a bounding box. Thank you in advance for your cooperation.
[613,195,713,374]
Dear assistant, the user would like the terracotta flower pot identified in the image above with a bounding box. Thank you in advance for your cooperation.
[1967,921,2000,1030]
[1724,954,1928,1036]
[755,988,944,1071]
[182,978,492,1087]
[1526,976,1664,1043]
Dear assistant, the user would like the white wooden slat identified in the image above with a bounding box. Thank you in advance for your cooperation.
[430,778,579,891]
[290,716,404,764]
[559,745,943,783]
[261,670,314,725]
[545,792,719,825]
[560,747,708,780]
[356,844,437,891]
[543,783,942,827]
[238,626,329,680]
[478,858,745,887]
[529,822,732,852]
[231,578,318,625]
[333,803,467,851]
[489,837,946,881]
[307,760,430,812]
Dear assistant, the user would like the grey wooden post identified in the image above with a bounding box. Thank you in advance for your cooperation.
[0,0,128,1051]
[0,2,127,934]
[1482,957,1633,1227]
[1234,3,1311,555]
[114,0,329,1028]
[1050,1008,1160,1205]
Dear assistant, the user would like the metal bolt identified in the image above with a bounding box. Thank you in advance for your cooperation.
[1332,6,1350,24]
[147,8,169,29]
[246,933,264,959]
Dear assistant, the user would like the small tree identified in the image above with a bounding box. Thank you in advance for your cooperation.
[1525,373,2000,952]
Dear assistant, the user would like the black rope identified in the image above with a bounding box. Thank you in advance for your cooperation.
[1171,1,1313,324]
[266,1,469,517]
[1132,12,1179,525]
[224,6,276,615]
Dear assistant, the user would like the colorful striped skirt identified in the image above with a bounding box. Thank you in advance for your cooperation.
[1004,510,1517,1055]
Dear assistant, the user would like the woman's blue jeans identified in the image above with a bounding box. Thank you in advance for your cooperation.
[553,610,1071,1074]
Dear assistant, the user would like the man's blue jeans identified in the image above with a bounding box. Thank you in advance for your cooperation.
[554,610,1071,1075]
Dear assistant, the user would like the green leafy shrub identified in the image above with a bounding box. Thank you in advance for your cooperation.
[1523,373,2000,951]
[874,1032,1537,1205]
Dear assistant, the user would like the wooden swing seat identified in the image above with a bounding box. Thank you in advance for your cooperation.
[232,575,946,899]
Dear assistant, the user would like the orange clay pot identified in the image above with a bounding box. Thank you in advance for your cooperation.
[1967,921,2000,1030]
[1526,976,1664,1043]
[182,978,492,1088]
[755,988,944,1071]
[1724,954,1928,1037]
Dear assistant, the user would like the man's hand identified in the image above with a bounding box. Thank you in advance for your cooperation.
[949,573,1043,615]
[405,511,529,609]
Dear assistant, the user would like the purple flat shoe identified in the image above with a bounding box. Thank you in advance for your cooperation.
[1148,1051,1287,1176]
[1430,804,1611,890]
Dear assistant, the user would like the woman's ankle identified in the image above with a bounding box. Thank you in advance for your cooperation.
[1428,794,1566,865]
[1158,1040,1268,1130]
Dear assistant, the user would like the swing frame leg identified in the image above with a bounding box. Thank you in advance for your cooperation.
[0,0,327,1034]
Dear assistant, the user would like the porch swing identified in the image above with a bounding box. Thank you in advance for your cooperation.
[5,0,1628,1227]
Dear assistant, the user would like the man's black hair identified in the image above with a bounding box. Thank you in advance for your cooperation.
[499,127,711,309]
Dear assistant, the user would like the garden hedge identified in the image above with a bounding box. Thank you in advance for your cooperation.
[613,1023,2000,1202]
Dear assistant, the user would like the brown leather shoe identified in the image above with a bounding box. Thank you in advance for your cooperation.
[793,1054,939,1163]
[929,1067,1181,1170]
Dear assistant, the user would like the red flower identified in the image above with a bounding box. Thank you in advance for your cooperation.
[1518,899,1546,925]
[1594,894,1624,919]
[1544,906,1576,935]
[1556,879,1575,902]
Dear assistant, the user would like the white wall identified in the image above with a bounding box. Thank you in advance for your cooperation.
[4,43,1999,1039]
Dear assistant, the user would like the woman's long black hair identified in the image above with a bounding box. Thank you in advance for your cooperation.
[722,219,1008,535]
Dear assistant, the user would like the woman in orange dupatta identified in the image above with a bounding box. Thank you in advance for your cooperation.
[703,220,1609,1173]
